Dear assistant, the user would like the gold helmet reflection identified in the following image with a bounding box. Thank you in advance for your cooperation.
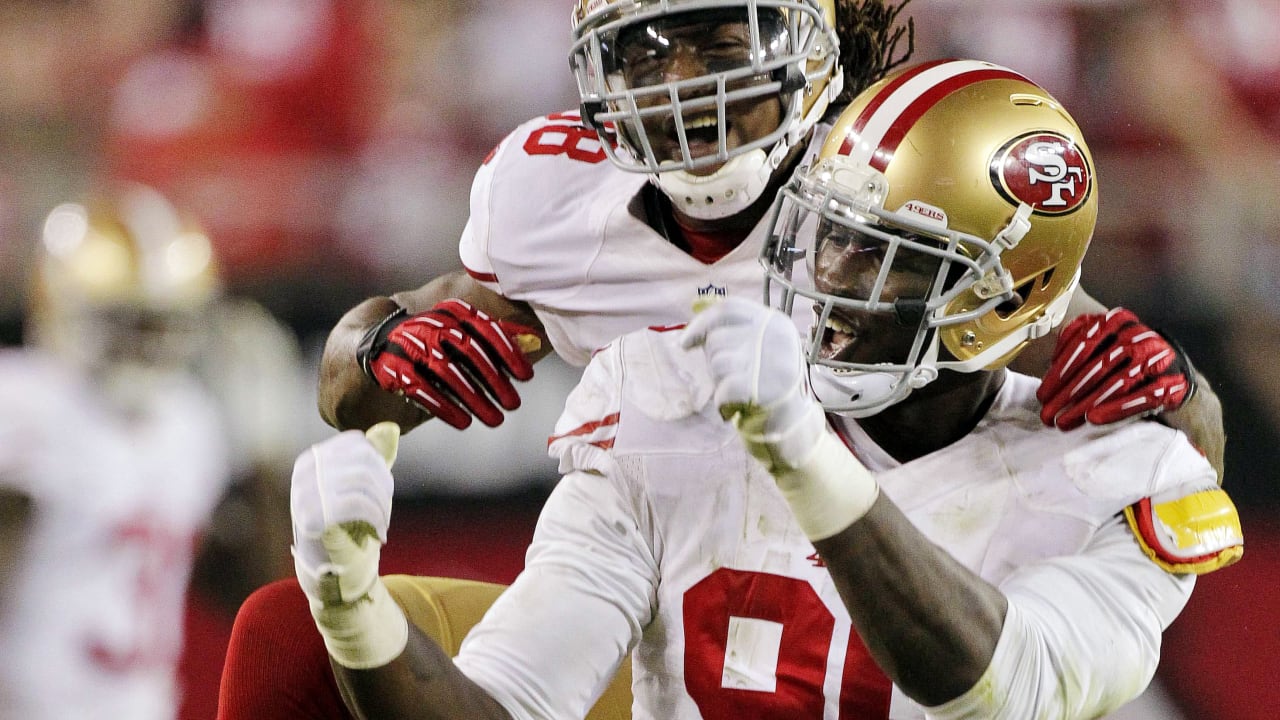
[28,184,220,375]
[763,59,1097,415]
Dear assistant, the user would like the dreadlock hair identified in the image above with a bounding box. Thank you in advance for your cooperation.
[831,0,915,111]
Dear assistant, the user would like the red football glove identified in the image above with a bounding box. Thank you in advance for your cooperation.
[1038,308,1196,430]
[356,299,537,429]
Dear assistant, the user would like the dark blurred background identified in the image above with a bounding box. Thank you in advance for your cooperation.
[0,1,1274,718]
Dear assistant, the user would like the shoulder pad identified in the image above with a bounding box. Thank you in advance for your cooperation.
[1124,487,1243,575]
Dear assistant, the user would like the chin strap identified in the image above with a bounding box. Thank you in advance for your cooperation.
[655,143,787,220]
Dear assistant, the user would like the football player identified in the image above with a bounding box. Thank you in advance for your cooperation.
[290,60,1242,719]
[0,186,231,719]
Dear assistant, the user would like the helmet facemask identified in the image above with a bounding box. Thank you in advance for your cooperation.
[763,156,1032,417]
[571,0,840,219]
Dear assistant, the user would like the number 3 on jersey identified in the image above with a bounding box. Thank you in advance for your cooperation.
[683,568,891,719]
[522,113,609,164]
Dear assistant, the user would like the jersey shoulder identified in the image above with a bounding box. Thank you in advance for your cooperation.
[548,325,730,474]
[990,372,1242,575]
[987,373,1210,497]
[0,350,88,442]
[0,351,107,498]
[473,111,639,224]
[461,110,646,295]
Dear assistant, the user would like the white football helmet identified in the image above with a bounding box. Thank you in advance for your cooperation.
[762,59,1098,416]
[28,184,221,410]
[570,0,841,219]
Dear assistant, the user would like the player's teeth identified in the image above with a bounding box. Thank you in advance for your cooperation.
[826,317,855,335]
[686,117,717,130]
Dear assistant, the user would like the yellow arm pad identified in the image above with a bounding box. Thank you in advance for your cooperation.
[1124,487,1244,575]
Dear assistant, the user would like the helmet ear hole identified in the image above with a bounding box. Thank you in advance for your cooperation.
[994,280,1032,319]
[994,265,1057,319]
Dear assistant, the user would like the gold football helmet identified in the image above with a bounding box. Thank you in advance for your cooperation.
[762,59,1098,416]
[28,184,221,400]
[570,0,841,219]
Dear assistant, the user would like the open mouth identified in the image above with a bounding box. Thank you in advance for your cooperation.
[662,114,729,168]
[817,311,861,361]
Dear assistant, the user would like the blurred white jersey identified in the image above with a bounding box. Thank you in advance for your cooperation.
[454,328,1210,720]
[459,111,828,367]
[0,351,229,720]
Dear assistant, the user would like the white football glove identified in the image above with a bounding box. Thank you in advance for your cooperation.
[681,296,825,469]
[681,297,878,540]
[291,422,408,668]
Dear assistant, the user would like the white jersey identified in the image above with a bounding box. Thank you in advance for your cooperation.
[459,111,828,367]
[454,327,1211,720]
[0,351,229,720]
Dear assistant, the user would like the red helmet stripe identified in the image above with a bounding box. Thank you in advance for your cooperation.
[848,59,952,139]
[838,61,1032,171]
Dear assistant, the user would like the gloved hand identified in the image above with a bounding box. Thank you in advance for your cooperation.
[681,296,824,470]
[291,423,407,668]
[681,297,878,540]
[1038,307,1196,430]
[357,299,538,429]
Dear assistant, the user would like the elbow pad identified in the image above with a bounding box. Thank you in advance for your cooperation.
[1124,486,1243,574]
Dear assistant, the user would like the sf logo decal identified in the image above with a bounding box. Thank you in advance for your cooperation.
[991,132,1092,215]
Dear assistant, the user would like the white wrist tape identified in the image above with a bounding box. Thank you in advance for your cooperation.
[731,391,829,473]
[299,521,408,669]
[310,576,409,669]
[774,429,879,540]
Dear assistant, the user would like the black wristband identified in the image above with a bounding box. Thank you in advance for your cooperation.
[356,305,410,379]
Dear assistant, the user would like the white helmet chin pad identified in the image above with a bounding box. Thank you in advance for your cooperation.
[808,363,940,418]
[655,146,781,220]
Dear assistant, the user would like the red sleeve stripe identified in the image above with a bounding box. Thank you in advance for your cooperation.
[547,412,621,448]
[464,265,499,283]
[838,60,1032,172]
[647,323,688,333]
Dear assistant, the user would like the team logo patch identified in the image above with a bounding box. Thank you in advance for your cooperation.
[990,132,1092,215]
[698,283,727,297]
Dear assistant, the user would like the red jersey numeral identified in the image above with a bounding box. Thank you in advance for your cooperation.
[86,518,195,673]
[683,568,891,719]
[522,122,608,164]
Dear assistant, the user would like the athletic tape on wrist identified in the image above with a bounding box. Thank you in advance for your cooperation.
[776,429,879,540]
[731,392,828,473]
[311,577,410,670]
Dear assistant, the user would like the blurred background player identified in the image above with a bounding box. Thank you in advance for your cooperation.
[0,182,309,719]
[0,185,231,719]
